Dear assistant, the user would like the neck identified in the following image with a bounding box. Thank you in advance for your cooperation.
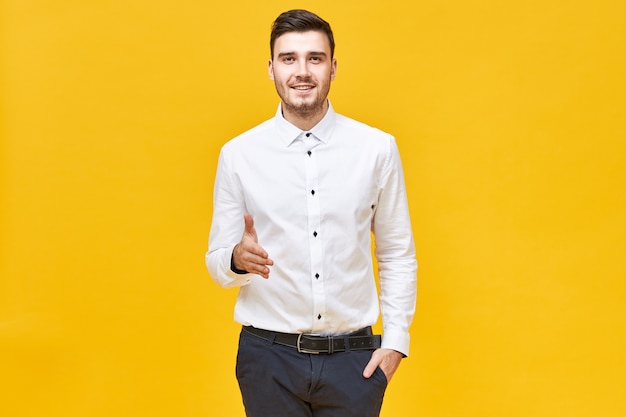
[282,100,329,131]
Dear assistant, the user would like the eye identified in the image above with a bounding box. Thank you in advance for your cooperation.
[283,56,295,63]
[310,56,322,63]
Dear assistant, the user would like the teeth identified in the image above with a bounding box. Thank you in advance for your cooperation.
[293,86,312,90]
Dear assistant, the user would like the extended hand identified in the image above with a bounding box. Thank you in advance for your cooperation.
[232,213,274,278]
[363,348,403,382]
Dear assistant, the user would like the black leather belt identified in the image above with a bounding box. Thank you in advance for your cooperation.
[242,326,381,354]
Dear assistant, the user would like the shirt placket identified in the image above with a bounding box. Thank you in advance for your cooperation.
[304,137,326,333]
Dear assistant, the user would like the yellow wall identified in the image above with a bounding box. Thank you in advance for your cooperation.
[1,0,625,416]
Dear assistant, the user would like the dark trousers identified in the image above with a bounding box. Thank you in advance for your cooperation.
[236,328,388,417]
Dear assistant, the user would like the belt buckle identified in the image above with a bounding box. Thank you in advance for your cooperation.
[297,334,334,354]
[297,333,320,354]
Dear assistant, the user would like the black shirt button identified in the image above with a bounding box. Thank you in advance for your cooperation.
[313,231,318,237]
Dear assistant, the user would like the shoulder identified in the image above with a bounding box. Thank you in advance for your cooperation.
[336,113,391,137]
[221,117,275,152]
[334,113,395,147]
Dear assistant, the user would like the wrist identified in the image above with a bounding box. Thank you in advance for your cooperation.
[230,245,248,274]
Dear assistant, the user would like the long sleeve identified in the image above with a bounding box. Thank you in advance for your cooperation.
[372,137,418,356]
[206,148,253,288]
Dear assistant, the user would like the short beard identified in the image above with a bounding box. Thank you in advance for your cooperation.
[284,99,323,116]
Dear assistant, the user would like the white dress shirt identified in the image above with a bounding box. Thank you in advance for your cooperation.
[206,102,417,355]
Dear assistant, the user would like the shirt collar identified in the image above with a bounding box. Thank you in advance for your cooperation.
[274,101,337,147]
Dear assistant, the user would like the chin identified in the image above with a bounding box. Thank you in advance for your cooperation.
[290,98,322,112]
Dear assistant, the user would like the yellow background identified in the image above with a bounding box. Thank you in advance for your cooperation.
[1,0,625,416]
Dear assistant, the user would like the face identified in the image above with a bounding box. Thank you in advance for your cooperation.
[269,31,337,120]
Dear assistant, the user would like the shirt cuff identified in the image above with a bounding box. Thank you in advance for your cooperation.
[381,328,411,357]
[206,248,253,288]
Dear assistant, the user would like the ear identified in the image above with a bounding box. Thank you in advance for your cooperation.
[268,59,275,80]
[330,58,337,81]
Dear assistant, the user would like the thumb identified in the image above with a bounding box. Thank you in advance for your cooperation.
[243,213,258,242]
[362,355,379,379]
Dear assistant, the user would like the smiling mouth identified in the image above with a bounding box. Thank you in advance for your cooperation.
[291,85,315,91]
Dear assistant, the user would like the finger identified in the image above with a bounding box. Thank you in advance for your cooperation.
[245,252,274,266]
[237,247,274,278]
[242,255,272,277]
[243,213,258,242]
[238,241,271,265]
[251,265,271,279]
[362,354,380,379]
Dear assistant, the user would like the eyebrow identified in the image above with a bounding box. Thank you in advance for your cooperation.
[277,51,328,58]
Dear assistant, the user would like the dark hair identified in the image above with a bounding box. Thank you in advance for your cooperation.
[270,9,335,59]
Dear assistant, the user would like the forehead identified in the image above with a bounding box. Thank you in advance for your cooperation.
[273,31,331,57]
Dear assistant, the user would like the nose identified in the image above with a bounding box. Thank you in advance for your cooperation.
[295,59,311,77]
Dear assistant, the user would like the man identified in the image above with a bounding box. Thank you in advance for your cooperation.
[206,9,417,417]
